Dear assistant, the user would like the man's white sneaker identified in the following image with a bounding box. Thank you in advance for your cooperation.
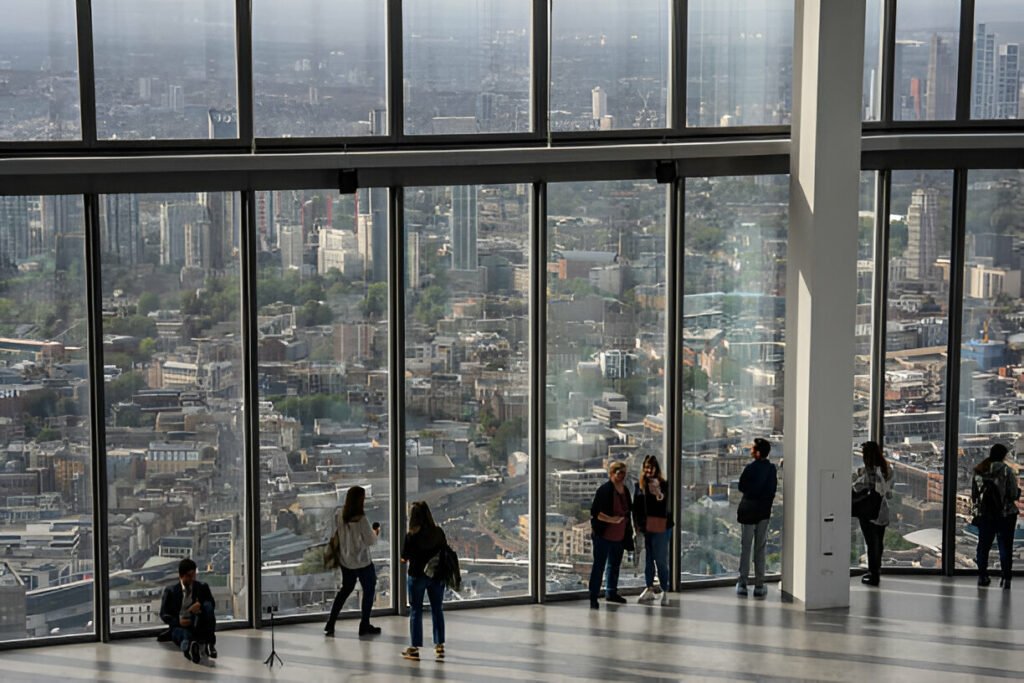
[637,587,656,603]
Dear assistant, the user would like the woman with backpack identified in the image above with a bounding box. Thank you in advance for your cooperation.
[633,455,672,603]
[972,444,1021,589]
[324,486,381,637]
[400,501,447,661]
[852,441,893,587]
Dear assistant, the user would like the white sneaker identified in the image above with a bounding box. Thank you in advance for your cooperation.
[637,587,656,603]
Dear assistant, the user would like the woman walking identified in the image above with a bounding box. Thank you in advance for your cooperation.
[853,441,893,587]
[588,460,634,609]
[972,443,1020,588]
[400,501,447,661]
[324,485,381,636]
[634,455,672,603]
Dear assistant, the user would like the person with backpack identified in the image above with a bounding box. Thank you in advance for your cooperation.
[972,444,1021,589]
[736,438,777,598]
[852,441,894,587]
[324,486,381,637]
[400,501,447,661]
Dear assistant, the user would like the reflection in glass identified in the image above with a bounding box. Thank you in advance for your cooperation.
[550,0,670,131]
[256,188,392,616]
[404,1,531,135]
[0,1,81,141]
[253,0,387,137]
[882,170,953,571]
[687,0,793,127]
[404,185,530,599]
[863,0,884,121]
[955,170,1024,566]
[971,0,1023,120]
[92,0,238,140]
[545,180,667,593]
[680,176,787,581]
[894,0,960,121]
[0,196,92,641]
[101,193,247,631]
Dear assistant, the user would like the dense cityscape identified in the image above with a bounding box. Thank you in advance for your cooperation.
[0,0,1022,644]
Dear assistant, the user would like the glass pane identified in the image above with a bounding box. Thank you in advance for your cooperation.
[686,0,793,127]
[971,1,1023,120]
[882,170,954,571]
[403,184,531,600]
[863,0,884,121]
[101,192,247,631]
[545,180,668,594]
[92,1,238,140]
[853,172,878,568]
[0,195,92,642]
[680,176,788,581]
[253,0,387,137]
[550,0,671,132]
[0,1,81,141]
[894,0,960,121]
[256,188,392,616]
[956,170,1024,567]
[404,0,531,135]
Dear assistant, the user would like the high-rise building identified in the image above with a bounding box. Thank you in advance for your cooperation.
[925,35,956,120]
[317,228,360,277]
[0,196,30,266]
[369,187,388,283]
[208,108,238,139]
[160,202,199,266]
[451,185,478,271]
[40,196,83,251]
[168,84,184,113]
[592,87,608,120]
[995,43,1020,120]
[905,188,941,283]
[100,194,142,265]
[407,230,421,290]
[973,24,997,119]
[279,225,304,271]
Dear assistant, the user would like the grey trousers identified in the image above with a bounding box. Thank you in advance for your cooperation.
[738,519,770,587]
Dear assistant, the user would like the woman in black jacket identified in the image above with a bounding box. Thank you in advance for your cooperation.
[588,460,634,609]
[400,501,447,661]
[634,455,672,603]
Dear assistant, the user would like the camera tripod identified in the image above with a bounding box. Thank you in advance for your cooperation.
[263,606,284,668]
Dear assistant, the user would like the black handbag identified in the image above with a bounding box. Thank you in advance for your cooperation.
[851,487,882,521]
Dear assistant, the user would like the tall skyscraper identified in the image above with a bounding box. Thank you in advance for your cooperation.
[995,44,1020,119]
[208,108,238,140]
[160,202,200,266]
[101,194,142,265]
[407,230,421,290]
[905,188,941,283]
[973,24,997,119]
[925,35,956,120]
[279,225,304,271]
[40,196,83,250]
[592,87,608,120]
[451,185,478,271]
[0,196,30,267]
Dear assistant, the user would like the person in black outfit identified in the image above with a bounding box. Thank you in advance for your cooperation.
[588,460,634,609]
[736,438,777,599]
[158,558,217,663]
[972,443,1021,589]
[633,454,672,603]
[400,501,447,661]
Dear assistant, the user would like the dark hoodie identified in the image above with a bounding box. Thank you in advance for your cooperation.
[737,458,778,524]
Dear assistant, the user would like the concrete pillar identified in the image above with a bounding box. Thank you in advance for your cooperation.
[783,0,866,610]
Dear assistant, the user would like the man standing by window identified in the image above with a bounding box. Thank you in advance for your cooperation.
[736,438,778,599]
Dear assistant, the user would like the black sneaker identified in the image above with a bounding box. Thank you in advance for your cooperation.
[359,623,382,636]
[188,641,201,663]
[605,594,627,604]
[205,643,218,659]
[589,598,599,610]
[156,629,173,643]
[978,575,991,587]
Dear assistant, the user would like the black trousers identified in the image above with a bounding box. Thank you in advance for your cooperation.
[858,518,886,577]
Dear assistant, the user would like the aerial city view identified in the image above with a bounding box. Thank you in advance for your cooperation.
[0,0,1021,642]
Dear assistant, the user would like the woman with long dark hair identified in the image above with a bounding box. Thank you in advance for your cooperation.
[972,443,1021,588]
[853,441,893,586]
[324,486,381,636]
[634,455,672,603]
[400,501,447,661]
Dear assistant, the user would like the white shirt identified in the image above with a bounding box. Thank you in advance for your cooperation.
[334,512,378,569]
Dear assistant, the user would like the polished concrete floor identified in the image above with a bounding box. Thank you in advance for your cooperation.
[2,577,1021,682]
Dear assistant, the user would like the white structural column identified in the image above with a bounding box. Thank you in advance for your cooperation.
[783,0,866,609]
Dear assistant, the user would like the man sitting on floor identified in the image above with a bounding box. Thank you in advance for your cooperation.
[157,557,218,663]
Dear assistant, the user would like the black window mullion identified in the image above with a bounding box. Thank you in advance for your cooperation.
[530,181,547,602]
[665,174,683,590]
[880,0,897,125]
[76,0,98,145]
[674,0,687,131]
[239,191,260,625]
[955,0,976,122]
[236,0,255,145]
[388,0,404,142]
[532,0,550,139]
[870,170,891,444]
[388,187,407,614]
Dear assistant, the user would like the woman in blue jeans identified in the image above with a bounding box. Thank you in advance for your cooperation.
[633,455,672,603]
[400,501,447,661]
[324,486,381,636]
[588,461,634,609]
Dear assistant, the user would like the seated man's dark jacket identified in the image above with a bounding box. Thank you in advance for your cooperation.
[159,580,216,629]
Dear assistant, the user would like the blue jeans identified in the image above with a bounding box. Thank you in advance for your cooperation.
[976,515,1016,579]
[170,602,216,651]
[326,563,377,627]
[589,535,624,599]
[644,529,670,589]
[407,575,445,648]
